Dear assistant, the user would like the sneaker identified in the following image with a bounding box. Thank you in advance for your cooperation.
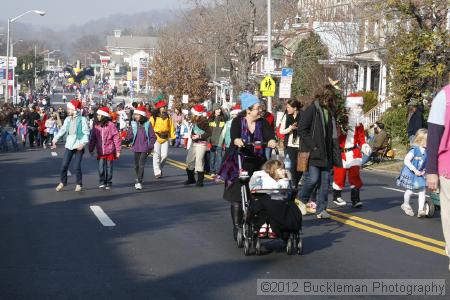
[135,183,143,190]
[105,185,111,190]
[306,201,317,214]
[75,185,82,192]
[268,226,277,239]
[417,210,426,218]
[317,210,331,219]
[352,200,363,208]
[333,197,347,207]
[296,199,307,216]
[55,183,64,192]
[155,173,162,179]
[99,184,106,189]
[259,224,268,238]
[401,204,414,216]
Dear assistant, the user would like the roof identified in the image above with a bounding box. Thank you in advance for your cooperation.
[106,35,158,51]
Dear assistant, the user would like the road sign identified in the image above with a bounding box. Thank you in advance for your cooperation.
[182,94,189,104]
[264,59,275,73]
[0,56,17,68]
[281,68,293,84]
[279,82,292,99]
[281,68,293,77]
[260,75,276,97]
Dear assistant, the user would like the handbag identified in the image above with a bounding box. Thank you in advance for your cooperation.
[276,112,286,140]
[296,110,317,172]
[156,131,169,139]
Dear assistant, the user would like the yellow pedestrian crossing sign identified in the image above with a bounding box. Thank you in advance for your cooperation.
[260,76,275,97]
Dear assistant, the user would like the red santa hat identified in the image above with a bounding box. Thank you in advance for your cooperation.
[97,107,111,118]
[155,100,167,109]
[191,104,206,117]
[134,106,148,117]
[231,104,241,115]
[346,93,364,107]
[67,99,82,111]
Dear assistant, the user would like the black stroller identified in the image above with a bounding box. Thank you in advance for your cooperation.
[235,145,303,256]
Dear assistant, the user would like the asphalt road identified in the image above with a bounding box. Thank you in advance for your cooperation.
[1,146,449,300]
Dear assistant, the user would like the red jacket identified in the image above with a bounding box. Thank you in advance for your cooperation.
[265,112,274,128]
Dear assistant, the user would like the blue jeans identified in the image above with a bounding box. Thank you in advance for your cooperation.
[209,146,223,174]
[98,158,113,186]
[265,147,272,160]
[0,131,18,151]
[61,149,84,186]
[300,165,331,214]
[361,153,371,166]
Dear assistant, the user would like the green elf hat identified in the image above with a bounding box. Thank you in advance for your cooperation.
[153,93,164,103]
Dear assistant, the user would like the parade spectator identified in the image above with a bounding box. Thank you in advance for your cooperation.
[426,84,450,271]
[17,118,27,148]
[219,104,241,154]
[298,84,341,219]
[150,100,175,179]
[184,104,212,187]
[279,99,303,188]
[407,100,425,145]
[397,129,428,217]
[208,104,227,176]
[172,107,184,147]
[89,107,121,190]
[126,106,157,190]
[52,100,90,192]
[361,121,388,165]
[45,114,58,148]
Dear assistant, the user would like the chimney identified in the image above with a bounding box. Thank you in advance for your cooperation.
[114,30,122,38]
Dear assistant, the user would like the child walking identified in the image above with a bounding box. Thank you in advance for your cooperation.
[88,107,121,190]
[397,129,428,218]
[126,106,157,190]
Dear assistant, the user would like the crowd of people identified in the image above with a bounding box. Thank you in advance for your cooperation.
[1,78,450,270]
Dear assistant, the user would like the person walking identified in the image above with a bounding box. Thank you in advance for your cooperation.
[52,99,90,192]
[184,104,212,187]
[26,105,40,148]
[208,104,227,176]
[427,84,450,271]
[150,100,175,179]
[89,107,122,190]
[278,99,303,188]
[219,104,241,154]
[172,107,184,147]
[126,106,157,190]
[219,93,277,240]
[298,85,342,219]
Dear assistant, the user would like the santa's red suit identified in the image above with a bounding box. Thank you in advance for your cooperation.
[333,93,371,208]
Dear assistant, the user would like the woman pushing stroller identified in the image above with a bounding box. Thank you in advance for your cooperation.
[218,92,277,241]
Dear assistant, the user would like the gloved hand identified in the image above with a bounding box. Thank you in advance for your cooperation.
[361,143,372,156]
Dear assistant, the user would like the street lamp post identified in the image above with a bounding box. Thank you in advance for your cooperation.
[10,40,23,104]
[5,10,45,103]
[267,0,273,113]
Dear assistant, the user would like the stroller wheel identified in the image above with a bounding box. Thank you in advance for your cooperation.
[236,228,244,248]
[424,199,435,218]
[244,238,251,256]
[297,238,303,255]
[255,238,262,256]
[286,236,294,255]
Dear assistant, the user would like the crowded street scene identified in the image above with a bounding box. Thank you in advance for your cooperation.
[1,0,450,299]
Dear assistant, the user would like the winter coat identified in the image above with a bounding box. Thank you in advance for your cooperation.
[89,121,121,156]
[298,101,341,169]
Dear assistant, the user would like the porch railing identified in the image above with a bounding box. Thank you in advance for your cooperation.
[363,99,392,129]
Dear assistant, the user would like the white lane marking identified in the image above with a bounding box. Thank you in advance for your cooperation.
[382,187,430,198]
[90,206,116,227]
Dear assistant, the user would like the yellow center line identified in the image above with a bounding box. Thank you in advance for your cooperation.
[166,157,447,256]
[330,215,447,256]
[328,209,446,248]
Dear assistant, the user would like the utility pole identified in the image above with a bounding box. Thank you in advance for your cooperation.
[267,0,272,113]
[34,45,37,90]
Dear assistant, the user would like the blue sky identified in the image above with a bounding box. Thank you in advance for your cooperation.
[2,0,185,27]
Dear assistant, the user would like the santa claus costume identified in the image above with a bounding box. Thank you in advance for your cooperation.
[333,93,372,208]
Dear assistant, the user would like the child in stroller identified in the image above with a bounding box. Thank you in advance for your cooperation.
[243,159,302,255]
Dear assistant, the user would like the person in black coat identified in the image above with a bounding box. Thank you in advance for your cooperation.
[298,85,341,219]
[407,101,425,144]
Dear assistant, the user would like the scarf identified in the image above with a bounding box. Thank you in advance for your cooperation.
[241,117,264,157]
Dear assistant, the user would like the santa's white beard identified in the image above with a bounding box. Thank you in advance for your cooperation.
[348,108,364,127]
